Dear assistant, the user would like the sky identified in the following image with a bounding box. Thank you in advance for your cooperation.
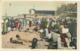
[2,1,76,16]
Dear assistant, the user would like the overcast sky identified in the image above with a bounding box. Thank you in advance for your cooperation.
[2,1,76,16]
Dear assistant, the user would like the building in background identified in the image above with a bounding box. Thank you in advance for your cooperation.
[29,9,56,19]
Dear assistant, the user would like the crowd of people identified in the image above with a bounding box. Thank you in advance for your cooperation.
[2,16,77,49]
[2,17,28,34]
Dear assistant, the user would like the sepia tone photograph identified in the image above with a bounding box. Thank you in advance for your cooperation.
[2,1,77,49]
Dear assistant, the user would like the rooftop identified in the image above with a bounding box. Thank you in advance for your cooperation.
[30,9,55,16]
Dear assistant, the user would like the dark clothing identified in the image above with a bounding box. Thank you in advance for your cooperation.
[60,34,68,47]
[48,41,57,49]
[29,21,32,27]
[32,38,38,49]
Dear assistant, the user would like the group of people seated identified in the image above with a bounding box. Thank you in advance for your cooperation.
[10,34,38,49]
[8,17,76,49]
[38,23,73,49]
[10,35,23,45]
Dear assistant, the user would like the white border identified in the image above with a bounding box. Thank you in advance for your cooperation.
[0,0,79,51]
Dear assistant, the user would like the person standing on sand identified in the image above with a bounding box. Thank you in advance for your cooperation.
[15,19,20,31]
[29,20,32,27]
[31,38,38,49]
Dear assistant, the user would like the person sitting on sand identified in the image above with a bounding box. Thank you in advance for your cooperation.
[16,35,21,40]
[10,35,23,45]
